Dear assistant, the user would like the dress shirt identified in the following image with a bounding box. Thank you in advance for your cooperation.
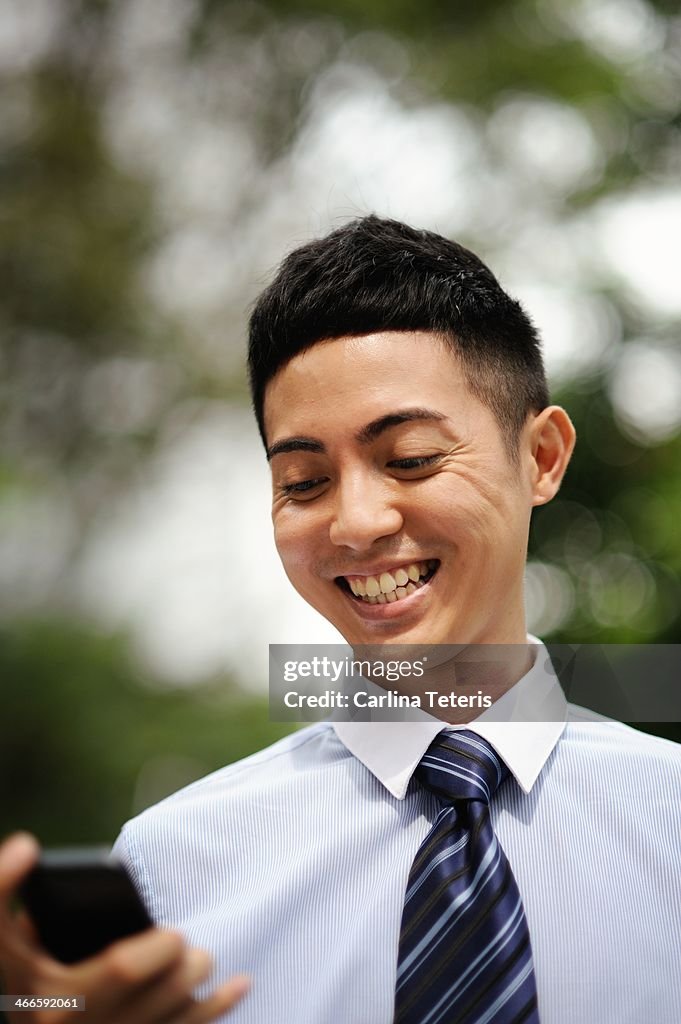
[113,641,681,1023]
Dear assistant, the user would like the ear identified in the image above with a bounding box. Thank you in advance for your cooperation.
[528,406,576,507]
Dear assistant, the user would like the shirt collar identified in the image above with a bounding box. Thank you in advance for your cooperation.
[332,638,567,798]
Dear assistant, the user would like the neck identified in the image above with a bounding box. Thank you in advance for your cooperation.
[353,635,534,725]
[418,642,535,724]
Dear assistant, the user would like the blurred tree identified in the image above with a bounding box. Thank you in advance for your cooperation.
[0,620,290,842]
[0,0,679,863]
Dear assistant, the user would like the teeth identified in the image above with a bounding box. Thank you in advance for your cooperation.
[379,572,397,594]
[345,560,437,605]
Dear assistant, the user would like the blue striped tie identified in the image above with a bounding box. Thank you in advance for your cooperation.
[394,730,540,1024]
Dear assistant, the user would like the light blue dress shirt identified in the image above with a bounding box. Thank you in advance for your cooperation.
[113,644,681,1023]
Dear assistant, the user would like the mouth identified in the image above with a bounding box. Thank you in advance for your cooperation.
[335,559,440,605]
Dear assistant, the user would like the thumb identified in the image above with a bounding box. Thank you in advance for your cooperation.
[0,833,41,961]
[0,833,40,903]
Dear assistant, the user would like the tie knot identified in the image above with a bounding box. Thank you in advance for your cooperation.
[415,730,508,805]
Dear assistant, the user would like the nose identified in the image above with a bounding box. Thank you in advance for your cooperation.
[328,472,403,550]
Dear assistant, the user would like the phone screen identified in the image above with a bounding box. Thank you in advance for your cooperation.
[19,849,153,964]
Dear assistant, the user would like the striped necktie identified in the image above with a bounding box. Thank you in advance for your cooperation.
[394,730,540,1024]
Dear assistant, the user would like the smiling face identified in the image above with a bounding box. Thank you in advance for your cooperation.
[264,331,566,648]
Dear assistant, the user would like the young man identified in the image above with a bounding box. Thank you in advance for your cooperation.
[2,216,680,1023]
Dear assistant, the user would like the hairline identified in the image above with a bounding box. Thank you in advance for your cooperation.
[258,328,538,466]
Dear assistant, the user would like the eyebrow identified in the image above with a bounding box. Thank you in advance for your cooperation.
[266,437,325,461]
[355,407,447,445]
[266,407,447,461]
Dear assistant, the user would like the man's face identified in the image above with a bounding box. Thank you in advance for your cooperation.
[264,331,538,648]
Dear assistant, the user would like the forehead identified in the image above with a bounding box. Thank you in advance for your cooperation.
[263,331,477,443]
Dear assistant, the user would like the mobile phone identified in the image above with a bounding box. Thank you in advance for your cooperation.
[19,848,153,964]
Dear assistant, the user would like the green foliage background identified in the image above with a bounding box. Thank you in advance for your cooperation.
[1,0,680,851]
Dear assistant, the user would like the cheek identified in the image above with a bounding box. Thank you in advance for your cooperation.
[420,481,494,540]
[421,473,525,552]
[273,513,319,580]
[273,521,299,571]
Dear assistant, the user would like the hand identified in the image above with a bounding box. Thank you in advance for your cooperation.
[0,833,250,1023]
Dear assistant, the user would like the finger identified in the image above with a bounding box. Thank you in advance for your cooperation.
[116,947,214,1024]
[162,946,213,994]
[14,909,41,945]
[77,927,186,984]
[0,913,50,994]
[68,929,187,1011]
[0,834,43,961]
[0,833,40,901]
[182,974,251,1024]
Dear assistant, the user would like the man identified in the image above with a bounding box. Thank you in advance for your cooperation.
[2,216,680,1023]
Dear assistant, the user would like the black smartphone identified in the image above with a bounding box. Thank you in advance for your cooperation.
[19,848,153,964]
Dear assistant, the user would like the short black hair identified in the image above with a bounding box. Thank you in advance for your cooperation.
[247,214,549,458]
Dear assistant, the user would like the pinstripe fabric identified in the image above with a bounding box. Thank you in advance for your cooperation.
[395,731,539,1024]
[112,649,681,1023]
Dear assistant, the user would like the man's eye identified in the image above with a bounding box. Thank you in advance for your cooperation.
[281,478,327,496]
[389,456,441,470]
